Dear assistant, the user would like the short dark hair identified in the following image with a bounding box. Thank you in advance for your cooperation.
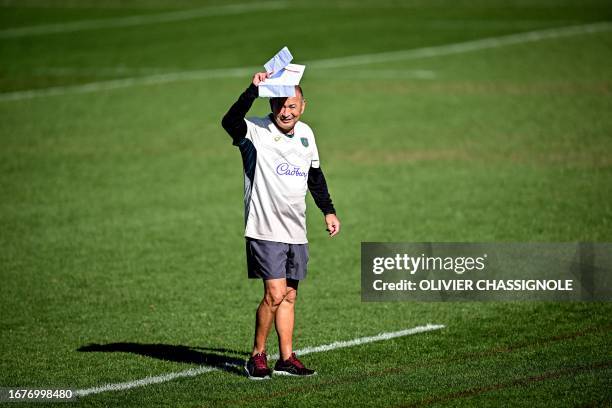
[269,85,305,110]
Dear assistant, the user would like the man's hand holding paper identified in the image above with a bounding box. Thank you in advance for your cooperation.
[252,72,269,86]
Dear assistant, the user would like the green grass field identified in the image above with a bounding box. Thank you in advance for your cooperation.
[1,0,611,406]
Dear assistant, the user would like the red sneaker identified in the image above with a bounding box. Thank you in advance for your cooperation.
[273,353,316,377]
[244,352,271,380]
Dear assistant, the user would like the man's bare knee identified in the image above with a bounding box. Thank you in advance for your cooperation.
[283,288,297,304]
[264,289,286,309]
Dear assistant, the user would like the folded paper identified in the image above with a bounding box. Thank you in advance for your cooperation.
[264,46,293,75]
[258,63,305,97]
[259,47,305,98]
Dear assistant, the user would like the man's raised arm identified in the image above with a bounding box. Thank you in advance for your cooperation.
[221,72,268,145]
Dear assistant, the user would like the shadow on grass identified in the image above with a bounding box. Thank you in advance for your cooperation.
[77,342,248,376]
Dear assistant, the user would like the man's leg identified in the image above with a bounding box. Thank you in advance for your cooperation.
[252,278,287,356]
[271,243,316,377]
[275,279,299,361]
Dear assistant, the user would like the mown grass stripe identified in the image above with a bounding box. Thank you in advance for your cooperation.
[0,1,289,39]
[1,21,610,102]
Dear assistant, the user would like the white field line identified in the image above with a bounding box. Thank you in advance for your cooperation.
[306,21,612,69]
[74,323,445,397]
[0,66,434,102]
[1,21,610,103]
[0,66,259,102]
[272,323,446,359]
[0,1,288,38]
[32,66,183,76]
[309,69,437,79]
[33,66,437,79]
[74,366,219,397]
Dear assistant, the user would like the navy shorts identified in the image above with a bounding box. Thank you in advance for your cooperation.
[246,237,309,280]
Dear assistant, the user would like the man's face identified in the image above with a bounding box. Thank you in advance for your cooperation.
[270,91,305,133]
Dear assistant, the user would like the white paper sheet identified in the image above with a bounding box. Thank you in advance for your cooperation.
[258,63,305,98]
[263,46,293,75]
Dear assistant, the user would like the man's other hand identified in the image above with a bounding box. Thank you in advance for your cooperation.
[252,72,269,87]
[325,214,341,237]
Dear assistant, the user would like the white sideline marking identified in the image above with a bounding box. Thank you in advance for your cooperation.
[272,323,445,359]
[306,21,612,69]
[74,323,445,397]
[1,21,610,103]
[0,1,288,38]
[310,69,437,80]
[33,66,182,76]
[0,66,258,102]
[74,366,219,396]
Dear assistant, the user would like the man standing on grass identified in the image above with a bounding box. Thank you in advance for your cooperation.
[221,71,340,380]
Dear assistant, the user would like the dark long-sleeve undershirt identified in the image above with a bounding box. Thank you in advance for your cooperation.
[221,84,336,216]
[221,83,258,145]
[308,167,336,215]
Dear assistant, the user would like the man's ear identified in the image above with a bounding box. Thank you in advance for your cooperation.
[300,99,306,114]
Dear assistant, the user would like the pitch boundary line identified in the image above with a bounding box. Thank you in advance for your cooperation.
[0,1,289,39]
[306,21,612,69]
[1,21,610,103]
[74,323,445,397]
[0,66,258,102]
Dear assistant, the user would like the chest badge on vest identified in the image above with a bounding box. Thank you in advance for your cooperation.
[300,137,309,147]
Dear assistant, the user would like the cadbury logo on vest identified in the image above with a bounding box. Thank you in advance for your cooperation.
[276,162,308,178]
